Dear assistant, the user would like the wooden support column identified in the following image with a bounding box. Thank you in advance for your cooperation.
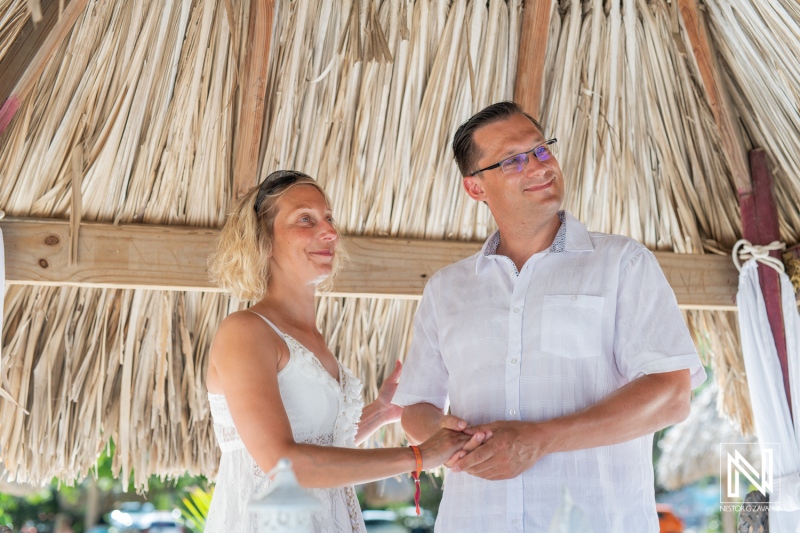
[0,0,89,135]
[739,149,791,417]
[677,0,750,194]
[232,0,275,200]
[514,0,552,119]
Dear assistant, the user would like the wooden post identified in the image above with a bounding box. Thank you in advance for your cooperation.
[232,0,275,200]
[514,0,552,120]
[739,149,791,417]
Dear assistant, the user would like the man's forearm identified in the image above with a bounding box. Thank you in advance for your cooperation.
[400,402,445,445]
[453,369,692,480]
[537,369,691,455]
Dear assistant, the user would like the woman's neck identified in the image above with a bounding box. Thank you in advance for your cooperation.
[255,275,318,330]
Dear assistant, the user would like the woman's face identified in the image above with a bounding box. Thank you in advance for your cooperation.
[269,184,339,286]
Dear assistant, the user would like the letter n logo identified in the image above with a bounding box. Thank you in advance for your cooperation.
[727,448,773,498]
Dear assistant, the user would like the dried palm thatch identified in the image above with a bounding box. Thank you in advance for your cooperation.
[703,0,800,244]
[0,0,798,492]
[0,0,30,65]
[541,0,740,253]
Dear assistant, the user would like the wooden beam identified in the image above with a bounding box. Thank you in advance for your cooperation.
[514,0,552,120]
[677,0,750,194]
[0,217,755,309]
[0,0,90,135]
[232,0,275,200]
[739,148,791,417]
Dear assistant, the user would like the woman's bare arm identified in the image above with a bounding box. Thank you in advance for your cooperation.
[210,312,471,488]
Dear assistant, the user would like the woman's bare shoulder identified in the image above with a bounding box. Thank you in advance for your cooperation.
[211,310,283,364]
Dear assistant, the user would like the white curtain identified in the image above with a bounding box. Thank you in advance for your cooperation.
[738,259,800,532]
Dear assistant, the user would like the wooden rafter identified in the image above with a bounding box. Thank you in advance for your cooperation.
[0,0,89,135]
[0,217,757,310]
[513,0,552,119]
[677,0,750,194]
[232,0,275,199]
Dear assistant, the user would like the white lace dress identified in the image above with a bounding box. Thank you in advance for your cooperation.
[204,313,366,533]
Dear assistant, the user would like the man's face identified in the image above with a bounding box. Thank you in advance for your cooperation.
[463,113,564,220]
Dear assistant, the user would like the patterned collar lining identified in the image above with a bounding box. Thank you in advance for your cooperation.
[484,211,567,257]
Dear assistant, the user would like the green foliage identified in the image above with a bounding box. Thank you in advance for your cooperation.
[0,486,60,530]
[180,486,213,533]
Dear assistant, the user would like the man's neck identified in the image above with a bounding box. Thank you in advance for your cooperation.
[495,212,562,271]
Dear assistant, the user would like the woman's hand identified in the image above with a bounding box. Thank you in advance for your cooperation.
[374,360,404,424]
[355,361,405,444]
[417,428,484,470]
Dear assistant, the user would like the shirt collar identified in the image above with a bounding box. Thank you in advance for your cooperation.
[476,211,593,273]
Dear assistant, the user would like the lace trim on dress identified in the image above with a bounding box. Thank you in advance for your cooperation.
[334,366,363,447]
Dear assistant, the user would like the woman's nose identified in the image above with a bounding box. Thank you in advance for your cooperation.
[319,221,338,241]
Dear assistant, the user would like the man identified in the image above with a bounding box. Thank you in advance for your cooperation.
[392,101,706,532]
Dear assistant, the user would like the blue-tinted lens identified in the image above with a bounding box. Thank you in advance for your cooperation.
[501,153,528,174]
[534,145,551,162]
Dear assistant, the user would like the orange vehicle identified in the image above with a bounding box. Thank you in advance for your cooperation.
[657,503,684,533]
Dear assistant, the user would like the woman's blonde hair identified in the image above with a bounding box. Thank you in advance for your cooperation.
[208,174,345,301]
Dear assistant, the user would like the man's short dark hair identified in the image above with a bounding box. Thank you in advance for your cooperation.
[452,101,544,176]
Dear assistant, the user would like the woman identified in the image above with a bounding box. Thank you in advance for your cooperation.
[204,170,477,532]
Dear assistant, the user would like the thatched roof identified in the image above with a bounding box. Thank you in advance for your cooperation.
[0,0,798,490]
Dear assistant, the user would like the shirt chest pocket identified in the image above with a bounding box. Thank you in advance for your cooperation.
[540,295,605,359]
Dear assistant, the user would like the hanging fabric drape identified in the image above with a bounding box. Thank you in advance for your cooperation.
[736,248,800,531]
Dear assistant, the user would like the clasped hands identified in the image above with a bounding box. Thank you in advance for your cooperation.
[438,415,548,481]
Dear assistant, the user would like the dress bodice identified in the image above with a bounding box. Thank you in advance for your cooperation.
[208,330,363,451]
[204,313,366,533]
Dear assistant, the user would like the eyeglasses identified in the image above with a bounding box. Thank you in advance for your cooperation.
[470,138,558,176]
[254,170,312,213]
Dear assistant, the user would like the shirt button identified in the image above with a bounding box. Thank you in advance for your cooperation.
[510,409,517,415]
[512,519,520,526]
[571,295,577,301]
[512,307,520,313]
[511,358,518,364]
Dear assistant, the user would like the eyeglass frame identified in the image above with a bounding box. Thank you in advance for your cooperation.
[469,138,558,176]
[254,170,312,213]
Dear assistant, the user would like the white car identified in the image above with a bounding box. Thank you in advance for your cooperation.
[141,511,185,533]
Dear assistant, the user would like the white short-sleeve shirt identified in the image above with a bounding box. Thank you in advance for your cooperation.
[393,212,706,533]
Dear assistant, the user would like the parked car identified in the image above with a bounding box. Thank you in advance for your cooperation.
[140,511,184,533]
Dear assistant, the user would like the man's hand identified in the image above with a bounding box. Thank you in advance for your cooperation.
[451,421,546,480]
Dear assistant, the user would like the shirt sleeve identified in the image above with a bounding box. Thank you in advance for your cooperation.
[613,247,707,389]
[391,276,450,410]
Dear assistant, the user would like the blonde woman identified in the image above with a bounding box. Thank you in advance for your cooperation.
[204,171,479,532]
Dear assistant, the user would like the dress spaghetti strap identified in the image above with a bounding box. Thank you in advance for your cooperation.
[247,310,284,337]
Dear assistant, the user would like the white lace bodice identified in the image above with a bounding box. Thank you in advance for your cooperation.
[204,314,366,533]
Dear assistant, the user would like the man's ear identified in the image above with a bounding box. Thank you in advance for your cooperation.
[462,175,486,202]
